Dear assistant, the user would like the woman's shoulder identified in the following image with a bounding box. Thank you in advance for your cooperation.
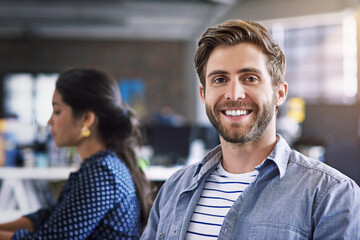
[94,150,136,189]
[78,149,136,194]
[77,150,128,180]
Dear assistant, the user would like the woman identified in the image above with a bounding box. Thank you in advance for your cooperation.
[0,68,153,239]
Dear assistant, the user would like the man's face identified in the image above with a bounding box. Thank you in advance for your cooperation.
[200,43,287,144]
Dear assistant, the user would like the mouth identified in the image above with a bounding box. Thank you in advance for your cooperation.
[222,109,252,117]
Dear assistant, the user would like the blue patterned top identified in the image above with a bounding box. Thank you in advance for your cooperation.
[12,149,141,240]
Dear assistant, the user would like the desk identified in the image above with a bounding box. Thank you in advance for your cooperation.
[0,167,78,181]
[145,165,183,181]
[0,167,78,223]
[0,165,182,181]
[0,167,78,217]
[0,165,182,222]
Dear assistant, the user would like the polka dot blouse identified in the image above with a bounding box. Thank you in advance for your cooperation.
[12,149,141,240]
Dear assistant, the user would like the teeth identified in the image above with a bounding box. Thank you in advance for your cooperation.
[225,109,248,116]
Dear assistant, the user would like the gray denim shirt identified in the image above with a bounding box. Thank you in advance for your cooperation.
[141,135,360,240]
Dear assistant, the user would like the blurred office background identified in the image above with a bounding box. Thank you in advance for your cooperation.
[0,0,360,221]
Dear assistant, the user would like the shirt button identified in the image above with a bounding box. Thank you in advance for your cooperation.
[159,233,164,239]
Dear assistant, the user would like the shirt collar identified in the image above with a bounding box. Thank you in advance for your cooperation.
[194,145,222,180]
[257,134,291,179]
[196,134,291,180]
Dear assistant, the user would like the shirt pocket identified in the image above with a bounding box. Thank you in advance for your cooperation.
[249,223,310,240]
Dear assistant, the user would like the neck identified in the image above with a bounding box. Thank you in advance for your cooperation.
[76,137,107,161]
[220,129,278,174]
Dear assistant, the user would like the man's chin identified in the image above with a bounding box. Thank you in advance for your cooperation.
[221,134,253,144]
[218,128,252,143]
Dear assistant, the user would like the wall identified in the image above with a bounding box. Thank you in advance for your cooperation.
[0,38,192,122]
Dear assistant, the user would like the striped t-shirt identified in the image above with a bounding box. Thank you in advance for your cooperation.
[186,163,258,239]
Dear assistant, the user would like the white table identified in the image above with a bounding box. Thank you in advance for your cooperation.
[0,165,182,222]
[0,165,182,182]
[145,165,183,181]
[0,167,78,220]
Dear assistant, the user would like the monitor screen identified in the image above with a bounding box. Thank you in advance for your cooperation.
[300,104,359,145]
[143,125,192,165]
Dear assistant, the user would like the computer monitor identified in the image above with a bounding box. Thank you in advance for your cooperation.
[143,125,192,165]
[189,125,220,150]
[300,104,359,145]
[143,124,220,166]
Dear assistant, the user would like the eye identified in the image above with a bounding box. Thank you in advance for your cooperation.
[245,75,259,83]
[53,110,61,115]
[213,77,226,84]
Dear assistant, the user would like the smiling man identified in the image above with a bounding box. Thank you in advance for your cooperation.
[141,20,360,240]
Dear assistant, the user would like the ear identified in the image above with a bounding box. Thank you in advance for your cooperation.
[199,85,205,104]
[81,111,96,128]
[275,81,288,107]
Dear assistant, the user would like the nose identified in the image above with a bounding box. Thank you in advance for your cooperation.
[224,79,246,100]
[48,115,53,125]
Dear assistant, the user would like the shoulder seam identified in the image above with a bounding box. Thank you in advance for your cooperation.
[289,151,350,184]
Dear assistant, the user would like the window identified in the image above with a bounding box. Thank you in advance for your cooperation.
[264,12,357,104]
[3,73,58,145]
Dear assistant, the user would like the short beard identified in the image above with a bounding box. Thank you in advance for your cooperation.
[205,98,275,144]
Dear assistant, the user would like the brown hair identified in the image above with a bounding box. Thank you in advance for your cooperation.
[195,19,286,87]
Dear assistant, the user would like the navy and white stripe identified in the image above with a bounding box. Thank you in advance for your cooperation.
[186,163,258,239]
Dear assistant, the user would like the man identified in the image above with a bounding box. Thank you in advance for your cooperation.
[141,20,360,239]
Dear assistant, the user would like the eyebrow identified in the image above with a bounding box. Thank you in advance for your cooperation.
[207,70,228,78]
[207,67,262,79]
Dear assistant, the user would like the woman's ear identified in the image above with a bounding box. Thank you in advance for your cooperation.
[82,111,96,129]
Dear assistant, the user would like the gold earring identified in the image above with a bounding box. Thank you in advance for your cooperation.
[81,124,91,137]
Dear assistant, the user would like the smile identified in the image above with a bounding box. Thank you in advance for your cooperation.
[223,109,250,117]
